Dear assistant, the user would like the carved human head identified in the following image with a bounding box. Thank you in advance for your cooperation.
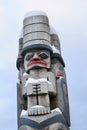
[24,48,51,72]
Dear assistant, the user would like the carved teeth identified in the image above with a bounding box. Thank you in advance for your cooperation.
[28,106,51,115]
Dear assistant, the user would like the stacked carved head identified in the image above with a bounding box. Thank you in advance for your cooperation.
[16,11,65,73]
[21,11,53,73]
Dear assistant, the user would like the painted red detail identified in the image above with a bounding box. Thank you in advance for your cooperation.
[56,71,64,78]
[27,61,47,67]
[27,57,47,67]
[30,57,42,61]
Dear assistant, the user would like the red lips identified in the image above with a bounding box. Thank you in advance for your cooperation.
[27,57,47,67]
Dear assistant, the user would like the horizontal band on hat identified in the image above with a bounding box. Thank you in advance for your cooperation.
[23,31,50,38]
[51,53,65,67]
[23,15,49,27]
[23,22,49,29]
[21,44,53,56]
[23,32,51,44]
[23,39,52,47]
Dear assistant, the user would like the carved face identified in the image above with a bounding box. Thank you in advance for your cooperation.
[24,49,51,72]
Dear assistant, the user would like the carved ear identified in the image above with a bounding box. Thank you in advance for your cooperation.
[56,71,64,79]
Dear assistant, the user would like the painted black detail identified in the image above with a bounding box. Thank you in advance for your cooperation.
[16,57,24,70]
[39,52,49,59]
[21,44,53,56]
[51,53,65,67]
[33,84,41,105]
[19,114,67,129]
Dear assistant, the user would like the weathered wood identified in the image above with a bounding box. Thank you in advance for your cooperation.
[16,11,71,130]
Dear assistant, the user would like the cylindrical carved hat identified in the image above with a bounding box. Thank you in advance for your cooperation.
[50,26,61,54]
[16,30,24,70]
[21,11,53,56]
[50,27,65,67]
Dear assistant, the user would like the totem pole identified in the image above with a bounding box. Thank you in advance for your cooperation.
[16,11,71,130]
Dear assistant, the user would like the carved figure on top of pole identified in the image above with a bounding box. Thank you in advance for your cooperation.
[16,11,71,130]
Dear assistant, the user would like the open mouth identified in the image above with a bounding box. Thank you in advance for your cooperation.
[27,60,47,67]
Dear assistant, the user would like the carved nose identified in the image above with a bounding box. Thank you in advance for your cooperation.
[33,53,39,60]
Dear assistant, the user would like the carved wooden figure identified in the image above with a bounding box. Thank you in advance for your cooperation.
[16,11,71,130]
[23,48,56,115]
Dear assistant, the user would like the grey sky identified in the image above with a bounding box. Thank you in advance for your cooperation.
[0,0,87,130]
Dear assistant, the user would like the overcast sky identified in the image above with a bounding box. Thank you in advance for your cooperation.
[0,0,87,130]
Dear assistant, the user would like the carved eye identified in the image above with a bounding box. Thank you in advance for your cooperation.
[39,52,48,59]
[25,54,33,61]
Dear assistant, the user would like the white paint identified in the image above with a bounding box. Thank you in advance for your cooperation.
[31,105,45,109]
[23,72,28,77]
[51,108,62,114]
[52,45,60,54]
[24,10,47,19]
[25,77,52,87]
[20,109,28,117]
[50,26,57,34]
